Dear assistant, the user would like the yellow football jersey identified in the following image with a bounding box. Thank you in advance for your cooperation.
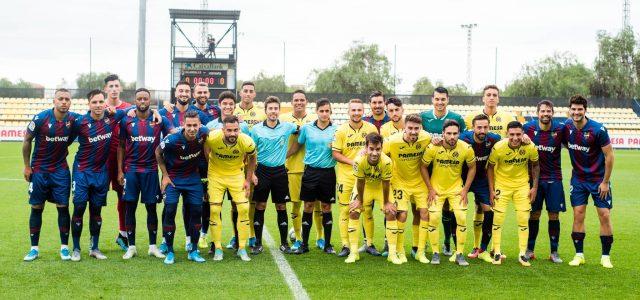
[331,122,378,177]
[281,112,317,174]
[487,139,539,189]
[382,130,432,186]
[422,140,475,194]
[234,104,267,129]
[464,109,516,138]
[353,153,392,188]
[205,129,256,177]
[380,121,403,139]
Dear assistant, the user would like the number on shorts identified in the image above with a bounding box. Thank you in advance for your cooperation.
[393,189,403,201]
[122,179,127,196]
[337,183,343,193]
[28,182,33,194]
[71,181,76,195]
[495,189,501,196]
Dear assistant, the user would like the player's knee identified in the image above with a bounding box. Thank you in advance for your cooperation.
[530,210,542,220]
[420,209,429,221]
[275,203,286,211]
[349,211,360,220]
[597,208,611,221]
[454,210,467,225]
[548,212,559,220]
[321,203,331,213]
[31,204,44,210]
[236,202,249,216]
[397,211,407,223]
[256,202,267,210]
[210,203,222,215]
[385,214,397,221]
[516,210,529,226]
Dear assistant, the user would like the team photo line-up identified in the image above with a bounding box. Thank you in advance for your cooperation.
[22,74,614,268]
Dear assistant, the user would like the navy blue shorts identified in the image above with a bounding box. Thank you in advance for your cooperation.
[570,177,613,209]
[470,178,490,206]
[72,170,109,206]
[532,180,566,212]
[28,169,71,205]
[123,171,161,204]
[163,178,204,205]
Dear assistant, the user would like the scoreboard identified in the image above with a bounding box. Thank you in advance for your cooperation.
[181,70,227,88]
[172,61,236,99]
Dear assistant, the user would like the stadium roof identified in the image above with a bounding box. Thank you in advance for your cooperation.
[169,9,240,21]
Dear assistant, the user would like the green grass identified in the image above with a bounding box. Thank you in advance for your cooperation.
[0,142,638,299]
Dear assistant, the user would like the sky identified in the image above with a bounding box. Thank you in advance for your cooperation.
[1,0,638,94]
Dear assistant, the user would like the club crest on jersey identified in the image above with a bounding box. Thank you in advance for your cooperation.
[496,116,502,122]
[361,132,366,138]
[584,132,590,138]
[519,149,526,155]
[233,149,239,154]
[87,123,92,128]
[250,111,256,117]
[416,143,421,149]
[28,121,35,131]
[104,118,110,124]
[452,151,459,158]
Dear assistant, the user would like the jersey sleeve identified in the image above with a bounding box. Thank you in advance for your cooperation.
[26,113,43,136]
[528,144,539,162]
[113,109,127,123]
[488,144,499,165]
[297,125,307,145]
[119,118,128,141]
[381,159,392,180]
[331,128,345,152]
[198,110,210,125]
[160,135,174,152]
[240,122,251,135]
[465,145,476,164]
[597,125,611,147]
[353,157,365,178]
[241,134,256,155]
[421,146,435,165]
[382,139,391,156]
[160,116,173,135]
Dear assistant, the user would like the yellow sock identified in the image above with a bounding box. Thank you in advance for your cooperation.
[386,220,398,256]
[339,205,350,247]
[348,218,361,253]
[249,202,256,238]
[210,203,222,250]
[428,210,441,253]
[291,202,302,241]
[396,220,406,253]
[418,220,429,252]
[492,209,506,254]
[454,209,467,254]
[314,202,324,240]
[236,202,250,250]
[516,210,529,255]
[412,223,419,248]
[473,212,484,249]
[363,205,374,246]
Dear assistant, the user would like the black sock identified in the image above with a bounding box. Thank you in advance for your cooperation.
[301,211,313,246]
[548,220,560,252]
[253,209,265,245]
[322,212,333,248]
[232,209,239,241]
[146,204,158,245]
[571,232,585,253]
[600,235,613,256]
[201,199,210,235]
[527,219,540,251]
[125,201,138,246]
[442,210,452,246]
[450,213,457,245]
[29,207,44,247]
[276,209,289,245]
[88,205,102,250]
[189,204,202,252]
[57,206,70,246]
[163,203,178,253]
[71,205,87,250]
[481,211,494,251]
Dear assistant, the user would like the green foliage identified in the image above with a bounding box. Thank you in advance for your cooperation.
[75,72,135,90]
[591,28,639,99]
[0,78,33,88]
[412,77,470,96]
[249,71,287,92]
[310,41,395,94]
[503,52,594,98]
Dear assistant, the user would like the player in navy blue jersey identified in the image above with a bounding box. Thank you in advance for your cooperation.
[22,88,80,261]
[68,90,127,261]
[118,88,174,260]
[523,100,566,263]
[563,95,615,269]
[363,90,390,131]
[156,111,209,264]
[459,114,501,262]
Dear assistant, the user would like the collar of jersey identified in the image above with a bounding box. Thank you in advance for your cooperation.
[431,109,449,120]
[313,120,332,130]
[263,119,280,129]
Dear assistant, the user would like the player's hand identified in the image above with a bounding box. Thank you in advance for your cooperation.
[251,174,258,186]
[118,172,125,187]
[23,166,32,182]
[243,180,251,198]
[160,175,174,193]
[459,189,469,206]
[431,136,443,146]
[106,106,116,116]
[489,190,498,207]
[349,199,362,213]
[163,101,174,113]
[152,110,163,124]
[598,181,610,201]
[383,202,396,215]
[427,189,437,206]
[529,187,537,204]
[522,134,532,145]
[237,115,244,122]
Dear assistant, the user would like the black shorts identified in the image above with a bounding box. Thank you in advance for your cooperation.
[300,166,336,204]
[253,164,290,204]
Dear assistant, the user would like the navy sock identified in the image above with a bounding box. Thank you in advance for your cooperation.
[301,211,313,246]
[189,204,202,251]
[146,204,158,245]
[481,211,494,251]
[527,219,540,251]
[163,203,178,253]
[253,209,265,245]
[232,209,239,241]
[600,235,613,256]
[57,206,70,246]
[71,205,87,250]
[88,205,102,250]
[442,210,452,246]
[29,207,44,247]
[571,232,585,253]
[277,209,288,245]
[201,198,210,234]
[548,220,560,252]
[125,201,138,246]
[182,203,190,239]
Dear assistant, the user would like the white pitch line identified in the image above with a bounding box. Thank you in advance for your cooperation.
[263,228,310,300]
[0,178,24,181]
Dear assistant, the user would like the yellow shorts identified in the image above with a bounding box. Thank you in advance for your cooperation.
[392,182,428,211]
[350,185,385,213]
[428,192,467,212]
[288,173,302,203]
[209,173,247,205]
[336,175,356,205]
[494,185,531,213]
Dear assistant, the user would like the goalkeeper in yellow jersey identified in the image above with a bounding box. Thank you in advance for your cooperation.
[345,133,392,263]
[487,121,539,267]
[421,120,476,266]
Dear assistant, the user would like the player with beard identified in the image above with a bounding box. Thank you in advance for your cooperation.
[363,90,390,131]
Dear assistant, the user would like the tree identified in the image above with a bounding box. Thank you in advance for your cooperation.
[0,78,33,88]
[503,52,594,98]
[309,41,395,94]
[412,77,435,95]
[249,71,287,92]
[591,28,639,98]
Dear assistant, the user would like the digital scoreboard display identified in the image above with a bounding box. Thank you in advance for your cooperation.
[181,70,227,88]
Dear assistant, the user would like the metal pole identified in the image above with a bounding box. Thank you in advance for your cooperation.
[89,37,92,86]
[283,41,286,89]
[393,44,397,94]
[494,47,498,84]
[136,0,146,89]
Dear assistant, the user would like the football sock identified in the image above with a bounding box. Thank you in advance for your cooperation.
[57,206,70,246]
[291,201,302,241]
[145,204,158,245]
[516,210,530,255]
[428,210,442,253]
[29,207,43,247]
[249,202,256,238]
[125,201,138,246]
[363,205,374,246]
[481,211,494,251]
[253,208,265,245]
[396,220,406,253]
[89,205,102,250]
[301,212,313,246]
[236,202,250,250]
[527,219,540,251]
[322,212,333,247]
[201,195,210,235]
[385,220,398,256]
[473,212,484,249]
[117,192,126,232]
[454,209,467,254]
[548,220,560,252]
[442,210,452,248]
[418,220,429,253]
[276,209,288,245]
[339,204,350,247]
[492,209,506,254]
[162,203,178,253]
[71,204,87,250]
[189,204,202,250]
[314,202,325,240]
[600,235,613,256]
[210,203,222,250]
[347,218,361,253]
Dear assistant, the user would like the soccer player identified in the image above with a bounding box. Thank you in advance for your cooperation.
[118,88,173,260]
[346,133,392,263]
[380,97,404,139]
[487,121,539,267]
[204,115,257,261]
[363,90,390,131]
[156,111,209,264]
[290,99,337,255]
[383,114,432,264]
[22,88,79,261]
[280,90,325,252]
[421,120,475,266]
[459,114,502,262]
[332,99,379,257]
[103,74,133,251]
[69,89,127,261]
[463,85,516,138]
[420,86,466,256]
[564,95,614,269]
[522,100,566,263]
[250,96,298,254]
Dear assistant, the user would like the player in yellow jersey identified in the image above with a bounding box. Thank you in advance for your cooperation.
[204,115,257,262]
[345,133,392,263]
[332,99,379,257]
[464,85,516,138]
[383,114,432,264]
[380,97,404,139]
[487,121,539,267]
[421,120,476,266]
[281,90,325,252]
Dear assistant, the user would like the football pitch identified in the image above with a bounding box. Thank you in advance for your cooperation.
[0,142,638,299]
